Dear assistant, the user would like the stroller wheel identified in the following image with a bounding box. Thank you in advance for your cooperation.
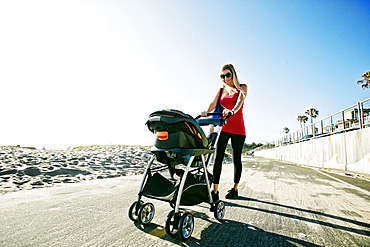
[128,200,143,221]
[214,200,225,221]
[138,202,155,225]
[178,212,194,241]
[165,210,179,237]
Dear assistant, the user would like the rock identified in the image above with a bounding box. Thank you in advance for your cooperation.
[24,167,42,176]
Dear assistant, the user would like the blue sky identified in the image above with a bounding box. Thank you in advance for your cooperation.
[1,0,369,149]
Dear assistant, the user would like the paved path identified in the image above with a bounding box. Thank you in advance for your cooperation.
[1,157,370,246]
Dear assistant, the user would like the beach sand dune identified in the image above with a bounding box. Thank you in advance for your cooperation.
[0,145,162,193]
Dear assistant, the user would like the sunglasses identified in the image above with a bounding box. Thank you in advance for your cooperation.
[220,72,232,79]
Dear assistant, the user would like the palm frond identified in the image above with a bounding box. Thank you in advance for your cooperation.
[357,71,370,91]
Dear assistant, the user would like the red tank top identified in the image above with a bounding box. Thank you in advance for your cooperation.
[220,90,246,136]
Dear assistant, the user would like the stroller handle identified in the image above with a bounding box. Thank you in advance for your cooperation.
[195,112,232,120]
[195,112,232,127]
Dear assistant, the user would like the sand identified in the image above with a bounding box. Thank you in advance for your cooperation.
[0,145,162,193]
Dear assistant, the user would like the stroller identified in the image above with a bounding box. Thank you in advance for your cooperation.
[128,109,230,240]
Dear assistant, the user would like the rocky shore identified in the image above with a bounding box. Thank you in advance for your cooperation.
[0,145,161,193]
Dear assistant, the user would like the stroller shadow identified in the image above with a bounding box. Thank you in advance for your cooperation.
[225,196,370,237]
[132,207,321,247]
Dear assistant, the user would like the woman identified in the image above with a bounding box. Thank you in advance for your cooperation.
[201,63,247,200]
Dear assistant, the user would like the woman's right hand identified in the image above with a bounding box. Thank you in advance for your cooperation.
[201,111,208,117]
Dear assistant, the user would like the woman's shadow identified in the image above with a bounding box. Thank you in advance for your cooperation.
[195,195,370,247]
[195,210,321,247]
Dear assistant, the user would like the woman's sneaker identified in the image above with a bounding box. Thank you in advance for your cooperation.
[225,188,238,199]
[211,190,219,202]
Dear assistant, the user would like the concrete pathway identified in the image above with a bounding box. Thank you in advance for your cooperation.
[1,157,370,246]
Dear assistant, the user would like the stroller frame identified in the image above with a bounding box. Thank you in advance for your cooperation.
[138,148,213,213]
[128,110,229,241]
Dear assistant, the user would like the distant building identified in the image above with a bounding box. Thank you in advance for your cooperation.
[334,108,370,131]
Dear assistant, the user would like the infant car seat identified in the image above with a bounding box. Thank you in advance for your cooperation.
[146,109,208,150]
[146,109,213,177]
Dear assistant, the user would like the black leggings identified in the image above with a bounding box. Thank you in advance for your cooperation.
[213,131,246,184]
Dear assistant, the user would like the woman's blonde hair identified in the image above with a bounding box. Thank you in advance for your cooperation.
[221,63,245,96]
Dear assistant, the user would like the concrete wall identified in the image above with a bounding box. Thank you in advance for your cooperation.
[255,127,370,175]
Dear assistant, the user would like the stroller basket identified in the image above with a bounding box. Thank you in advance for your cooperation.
[177,169,215,206]
[142,169,214,206]
[141,172,177,201]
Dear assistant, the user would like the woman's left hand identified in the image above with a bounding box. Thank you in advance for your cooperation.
[223,109,234,116]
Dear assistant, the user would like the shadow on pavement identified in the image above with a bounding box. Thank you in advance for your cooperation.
[197,218,321,247]
[226,196,370,237]
[132,208,321,247]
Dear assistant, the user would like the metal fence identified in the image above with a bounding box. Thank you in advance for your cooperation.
[268,98,370,148]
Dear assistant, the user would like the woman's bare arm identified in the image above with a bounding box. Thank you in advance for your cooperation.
[232,84,248,114]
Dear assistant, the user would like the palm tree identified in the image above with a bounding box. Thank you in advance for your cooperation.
[305,108,319,124]
[305,108,319,137]
[297,115,308,129]
[283,127,290,145]
[357,71,370,92]
[297,115,308,139]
